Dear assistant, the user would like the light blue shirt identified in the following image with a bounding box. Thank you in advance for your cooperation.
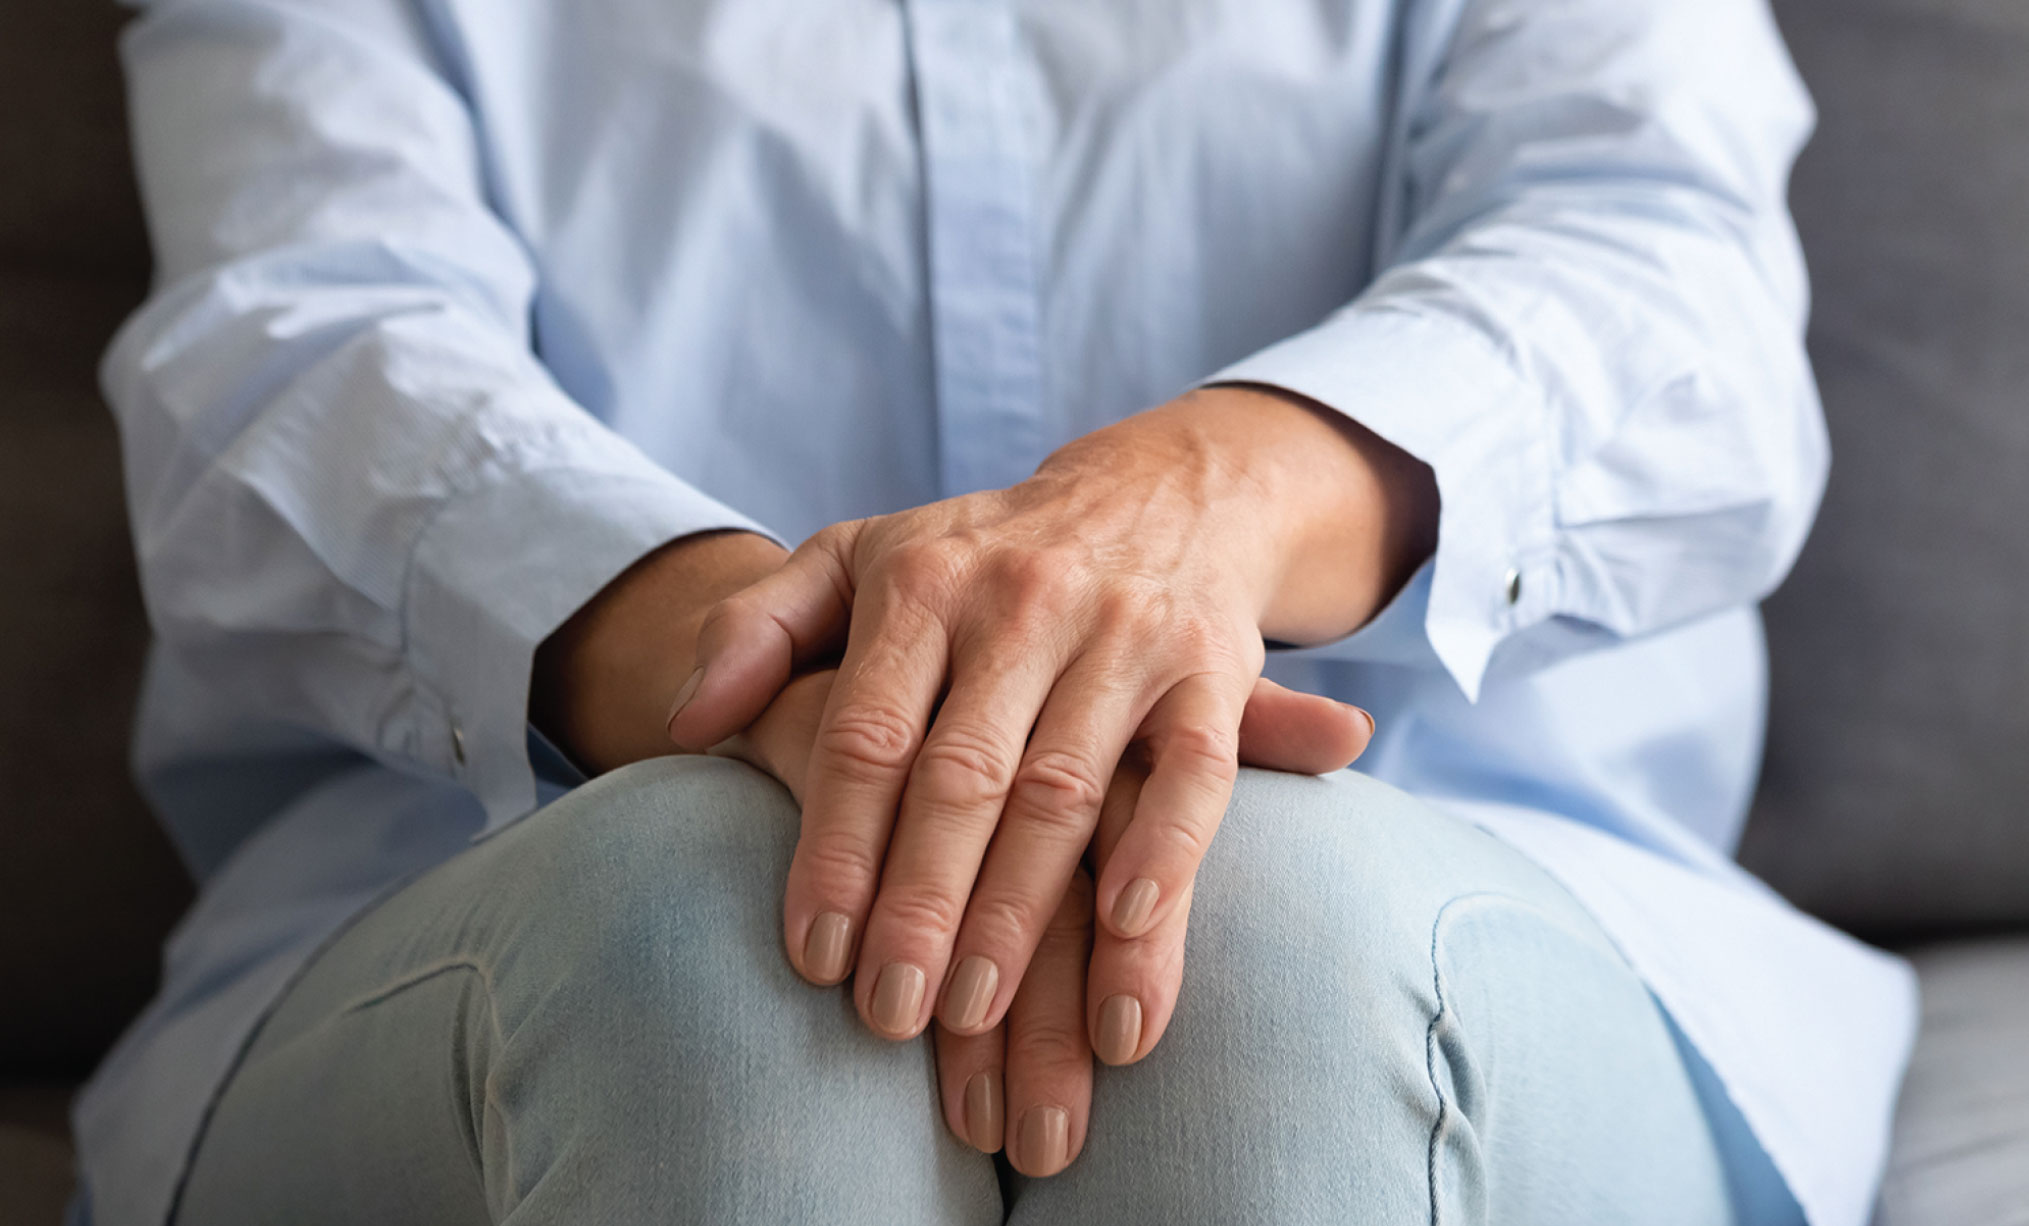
[80,0,1915,1223]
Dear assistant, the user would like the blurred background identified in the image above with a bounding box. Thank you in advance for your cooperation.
[0,1,2023,1223]
[0,4,187,1223]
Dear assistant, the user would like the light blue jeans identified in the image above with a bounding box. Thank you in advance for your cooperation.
[175,756,1751,1224]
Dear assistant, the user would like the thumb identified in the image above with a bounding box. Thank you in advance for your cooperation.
[666,522,861,750]
[1235,675,1374,775]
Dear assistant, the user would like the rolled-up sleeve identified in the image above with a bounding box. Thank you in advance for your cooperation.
[107,0,768,826]
[1209,0,1826,699]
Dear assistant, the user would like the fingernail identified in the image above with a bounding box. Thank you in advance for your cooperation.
[803,912,853,984]
[1111,878,1160,935]
[1351,705,1377,738]
[964,1071,1004,1153]
[665,666,705,731]
[1095,994,1143,1065]
[1017,1106,1069,1174]
[944,956,999,1032]
[870,961,926,1036]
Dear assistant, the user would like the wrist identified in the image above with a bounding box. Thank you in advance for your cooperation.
[1032,397,1291,614]
[532,528,788,774]
[1101,386,1438,645]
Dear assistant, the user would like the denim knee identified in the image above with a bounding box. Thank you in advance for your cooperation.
[1188,767,1518,1002]
[474,755,812,1019]
[1086,767,1719,1226]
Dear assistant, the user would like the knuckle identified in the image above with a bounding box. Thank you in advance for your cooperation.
[1157,720,1240,780]
[984,546,1048,592]
[1007,1017,1088,1063]
[984,554,1079,636]
[1081,644,1153,698]
[798,830,884,892]
[878,887,967,939]
[1092,580,1171,634]
[964,892,1044,948]
[989,547,1072,601]
[912,726,1018,809]
[1009,750,1108,831]
[1168,615,1234,662]
[1151,815,1215,868]
[1033,914,1092,960]
[880,540,964,607]
[817,704,919,775]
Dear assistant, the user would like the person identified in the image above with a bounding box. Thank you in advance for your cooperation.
[73,0,1916,1223]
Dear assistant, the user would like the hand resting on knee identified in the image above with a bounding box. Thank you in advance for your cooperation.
[705,662,1372,1173]
[537,386,1437,1175]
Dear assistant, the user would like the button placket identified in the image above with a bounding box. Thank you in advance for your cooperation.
[903,0,1049,496]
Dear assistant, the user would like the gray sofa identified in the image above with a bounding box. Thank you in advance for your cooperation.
[0,1,2022,1222]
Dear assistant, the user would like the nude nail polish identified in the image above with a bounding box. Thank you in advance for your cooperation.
[1018,1106,1069,1174]
[665,666,705,731]
[871,962,926,1036]
[944,956,999,1031]
[1095,994,1142,1065]
[803,912,852,984]
[1111,878,1160,934]
[964,1072,1004,1153]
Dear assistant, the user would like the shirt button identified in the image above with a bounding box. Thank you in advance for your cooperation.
[451,723,467,767]
[1502,567,1523,607]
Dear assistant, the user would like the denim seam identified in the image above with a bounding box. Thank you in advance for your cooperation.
[1424,926,1447,1226]
[1425,889,1560,1226]
[1425,898,1463,1226]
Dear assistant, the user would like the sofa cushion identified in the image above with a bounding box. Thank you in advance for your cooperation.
[1741,0,2029,937]
[1872,936,2029,1225]
[0,1086,76,1226]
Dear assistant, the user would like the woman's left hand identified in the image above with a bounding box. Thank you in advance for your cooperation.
[716,662,1372,1176]
[711,668,1094,1174]
[672,387,1436,1047]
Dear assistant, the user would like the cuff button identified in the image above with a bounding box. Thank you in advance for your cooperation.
[1502,567,1522,607]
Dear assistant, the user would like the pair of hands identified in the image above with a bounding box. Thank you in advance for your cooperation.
[535,386,1437,1174]
[706,663,1371,1168]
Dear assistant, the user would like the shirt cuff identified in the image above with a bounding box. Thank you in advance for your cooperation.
[405,459,774,831]
[1204,304,1560,700]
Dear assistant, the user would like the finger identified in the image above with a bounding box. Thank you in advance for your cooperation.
[1088,882,1190,1066]
[934,1020,1007,1154]
[854,628,1064,1039]
[1088,740,1150,871]
[1082,757,1181,1065]
[1095,671,1247,941]
[778,585,949,987]
[1237,676,1374,774]
[1003,870,1095,1178]
[667,521,862,751]
[935,651,1151,1036]
[705,670,839,804]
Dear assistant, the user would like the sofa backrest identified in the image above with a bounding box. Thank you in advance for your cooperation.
[1739,0,2029,938]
